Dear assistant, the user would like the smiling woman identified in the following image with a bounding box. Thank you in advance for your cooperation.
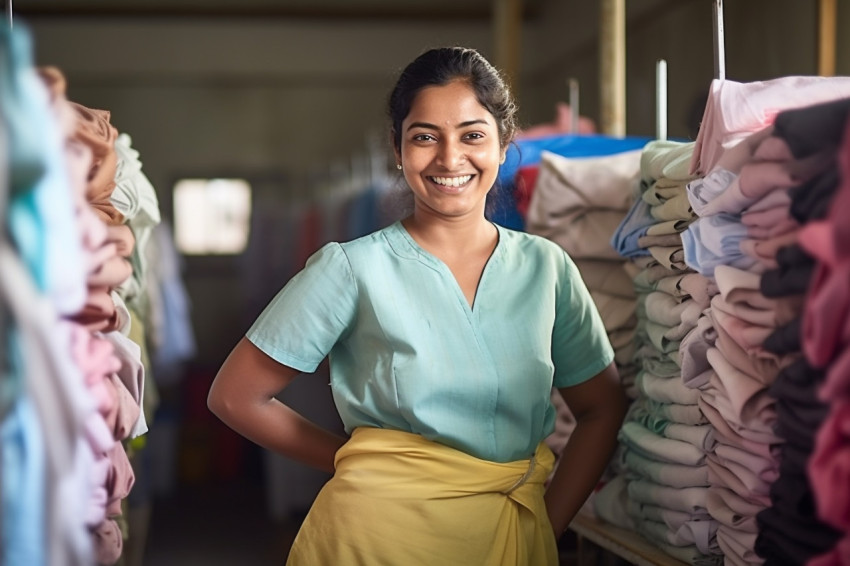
[207,45,626,566]
[395,80,506,223]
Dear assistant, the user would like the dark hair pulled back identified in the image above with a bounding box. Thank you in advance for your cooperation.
[388,47,518,152]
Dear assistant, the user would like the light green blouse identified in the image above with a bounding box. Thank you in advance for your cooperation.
[247,221,614,462]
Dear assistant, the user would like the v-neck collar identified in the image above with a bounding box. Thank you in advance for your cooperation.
[386,220,504,313]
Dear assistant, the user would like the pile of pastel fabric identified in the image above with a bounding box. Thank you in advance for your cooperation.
[0,25,161,565]
[803,107,850,566]
[498,134,651,229]
[679,79,850,566]
[596,140,724,566]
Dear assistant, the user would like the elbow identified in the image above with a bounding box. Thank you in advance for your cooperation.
[207,384,232,422]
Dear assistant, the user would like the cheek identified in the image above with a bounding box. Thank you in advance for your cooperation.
[401,146,431,169]
[470,146,503,168]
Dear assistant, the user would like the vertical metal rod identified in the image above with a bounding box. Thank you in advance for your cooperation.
[656,59,667,141]
[568,78,580,135]
[6,0,12,29]
[712,0,725,80]
[818,0,836,76]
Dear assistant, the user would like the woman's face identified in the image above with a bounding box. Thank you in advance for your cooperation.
[396,80,506,222]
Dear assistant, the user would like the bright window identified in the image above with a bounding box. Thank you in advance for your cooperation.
[173,178,252,255]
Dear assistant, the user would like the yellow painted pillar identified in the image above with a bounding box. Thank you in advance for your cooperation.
[600,0,625,136]
[819,0,836,76]
[492,0,522,94]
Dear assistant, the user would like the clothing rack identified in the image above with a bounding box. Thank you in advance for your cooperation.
[568,78,580,135]
[553,2,850,561]
[295,130,391,205]
[712,0,725,80]
[656,59,667,141]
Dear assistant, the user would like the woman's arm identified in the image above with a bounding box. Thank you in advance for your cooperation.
[544,362,628,536]
[207,337,347,474]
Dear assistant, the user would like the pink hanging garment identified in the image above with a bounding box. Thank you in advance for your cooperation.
[691,76,850,176]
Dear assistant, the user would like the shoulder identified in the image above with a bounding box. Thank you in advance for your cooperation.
[497,226,584,291]
[337,222,397,258]
[497,225,570,266]
[329,222,411,275]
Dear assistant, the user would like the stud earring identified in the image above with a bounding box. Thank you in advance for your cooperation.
[396,164,402,170]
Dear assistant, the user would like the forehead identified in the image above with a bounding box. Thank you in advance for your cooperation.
[404,80,496,127]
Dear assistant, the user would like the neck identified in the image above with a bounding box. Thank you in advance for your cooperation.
[402,208,495,256]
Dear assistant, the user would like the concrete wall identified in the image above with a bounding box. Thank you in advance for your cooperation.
[523,0,839,140]
[29,19,492,209]
[25,0,850,369]
[29,18,495,368]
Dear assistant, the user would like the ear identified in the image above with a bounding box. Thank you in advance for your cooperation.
[391,130,402,167]
[499,147,508,165]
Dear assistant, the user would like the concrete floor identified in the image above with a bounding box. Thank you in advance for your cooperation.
[141,478,297,566]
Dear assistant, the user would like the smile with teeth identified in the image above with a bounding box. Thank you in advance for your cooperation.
[428,175,473,188]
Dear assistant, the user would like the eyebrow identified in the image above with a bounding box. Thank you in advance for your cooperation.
[406,119,490,131]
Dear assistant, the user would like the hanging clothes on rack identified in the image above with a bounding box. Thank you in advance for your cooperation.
[690,76,850,178]
[680,91,850,566]
[50,74,145,566]
[1,22,172,566]
[803,113,850,566]
[1,24,101,566]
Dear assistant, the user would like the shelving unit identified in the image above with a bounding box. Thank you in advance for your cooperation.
[569,513,689,566]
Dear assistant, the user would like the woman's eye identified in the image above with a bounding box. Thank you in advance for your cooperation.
[412,133,435,142]
[464,132,484,140]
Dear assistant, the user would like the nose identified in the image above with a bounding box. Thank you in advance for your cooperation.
[436,139,465,170]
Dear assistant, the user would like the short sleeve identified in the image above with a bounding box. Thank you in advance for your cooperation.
[246,242,358,373]
[551,251,615,388]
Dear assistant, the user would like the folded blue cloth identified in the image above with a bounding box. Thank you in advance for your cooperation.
[682,214,756,276]
[611,197,654,258]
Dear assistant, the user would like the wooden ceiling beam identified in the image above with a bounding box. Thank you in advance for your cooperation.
[14,2,542,22]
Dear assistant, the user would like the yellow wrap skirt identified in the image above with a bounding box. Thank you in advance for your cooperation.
[285,427,559,566]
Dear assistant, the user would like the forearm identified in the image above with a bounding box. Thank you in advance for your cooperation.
[212,395,347,474]
[208,338,348,474]
[544,409,623,536]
